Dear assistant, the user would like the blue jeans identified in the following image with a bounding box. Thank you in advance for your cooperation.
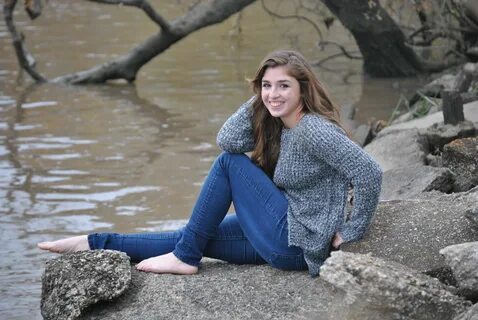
[88,152,308,271]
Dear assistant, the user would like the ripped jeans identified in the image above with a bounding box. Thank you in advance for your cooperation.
[88,152,308,271]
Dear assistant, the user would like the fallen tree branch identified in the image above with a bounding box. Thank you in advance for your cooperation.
[408,29,464,47]
[6,0,255,84]
[4,0,46,82]
[414,55,465,73]
[88,0,171,32]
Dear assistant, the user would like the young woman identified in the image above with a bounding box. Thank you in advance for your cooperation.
[38,50,382,277]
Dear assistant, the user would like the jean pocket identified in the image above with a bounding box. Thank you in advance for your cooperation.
[269,252,307,271]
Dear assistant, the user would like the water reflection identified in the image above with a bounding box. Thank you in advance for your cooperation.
[0,82,196,221]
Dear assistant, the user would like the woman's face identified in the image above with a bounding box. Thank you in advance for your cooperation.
[261,66,302,128]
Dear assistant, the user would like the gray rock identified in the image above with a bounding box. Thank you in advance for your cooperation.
[379,100,478,135]
[341,103,356,121]
[454,303,478,320]
[352,124,373,147]
[365,129,429,171]
[320,251,471,320]
[342,190,478,274]
[467,46,478,57]
[440,242,478,300]
[427,74,459,92]
[41,190,478,319]
[80,261,348,320]
[466,207,478,230]
[41,250,131,320]
[380,165,454,200]
[424,121,476,150]
[427,153,444,167]
[443,137,478,192]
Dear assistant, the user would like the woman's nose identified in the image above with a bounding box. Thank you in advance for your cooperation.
[270,86,280,97]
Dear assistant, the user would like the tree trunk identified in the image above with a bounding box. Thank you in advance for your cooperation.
[321,0,422,77]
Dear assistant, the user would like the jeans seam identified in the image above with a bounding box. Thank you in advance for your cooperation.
[189,166,219,234]
[119,234,179,240]
[271,252,303,259]
[209,235,248,241]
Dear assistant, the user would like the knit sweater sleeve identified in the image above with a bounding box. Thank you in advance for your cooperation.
[216,97,255,153]
[300,115,383,243]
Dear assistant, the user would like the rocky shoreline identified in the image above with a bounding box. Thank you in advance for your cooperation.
[40,65,478,319]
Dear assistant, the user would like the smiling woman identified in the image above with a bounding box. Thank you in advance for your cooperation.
[249,50,346,178]
[261,67,303,128]
[39,50,383,277]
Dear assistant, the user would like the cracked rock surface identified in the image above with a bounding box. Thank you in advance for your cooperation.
[320,251,471,320]
[41,250,131,320]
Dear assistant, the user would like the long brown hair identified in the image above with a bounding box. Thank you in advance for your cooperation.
[250,50,346,177]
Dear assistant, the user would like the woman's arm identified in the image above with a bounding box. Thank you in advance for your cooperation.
[216,97,255,153]
[300,116,383,243]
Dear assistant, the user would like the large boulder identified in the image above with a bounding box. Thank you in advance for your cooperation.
[320,251,471,320]
[80,260,347,320]
[352,124,373,147]
[380,165,454,200]
[41,250,131,320]
[342,189,478,274]
[379,100,478,134]
[424,121,476,150]
[364,128,428,171]
[440,242,478,300]
[443,137,478,192]
[40,191,478,319]
[453,303,478,320]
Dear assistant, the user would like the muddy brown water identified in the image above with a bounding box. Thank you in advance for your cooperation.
[0,1,421,318]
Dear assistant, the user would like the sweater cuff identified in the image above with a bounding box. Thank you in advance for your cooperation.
[337,224,361,243]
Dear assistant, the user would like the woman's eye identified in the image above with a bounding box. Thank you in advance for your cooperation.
[280,84,289,88]
[262,83,270,88]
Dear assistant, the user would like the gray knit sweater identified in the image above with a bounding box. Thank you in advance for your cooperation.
[217,98,382,276]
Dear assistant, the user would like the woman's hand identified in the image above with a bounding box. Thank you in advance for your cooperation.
[332,232,344,249]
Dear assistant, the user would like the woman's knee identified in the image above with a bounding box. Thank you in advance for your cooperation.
[216,152,249,168]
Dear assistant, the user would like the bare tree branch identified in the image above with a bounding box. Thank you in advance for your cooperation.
[24,0,42,19]
[408,29,464,46]
[311,40,362,71]
[317,41,362,59]
[88,0,172,32]
[4,0,255,84]
[311,52,360,70]
[52,0,256,84]
[3,0,46,82]
[451,0,478,31]
[411,48,465,72]
[261,0,323,41]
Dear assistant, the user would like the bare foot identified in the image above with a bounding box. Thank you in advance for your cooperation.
[136,252,198,275]
[37,235,90,253]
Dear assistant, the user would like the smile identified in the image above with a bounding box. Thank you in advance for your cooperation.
[269,101,284,107]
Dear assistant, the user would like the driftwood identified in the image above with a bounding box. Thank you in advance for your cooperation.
[2,0,255,84]
[442,90,465,125]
